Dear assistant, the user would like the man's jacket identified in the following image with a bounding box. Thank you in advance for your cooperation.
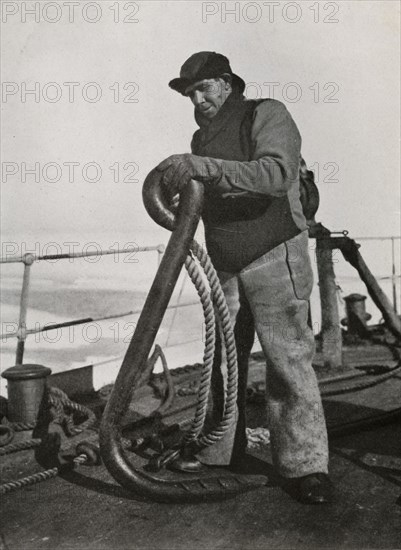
[191,93,307,273]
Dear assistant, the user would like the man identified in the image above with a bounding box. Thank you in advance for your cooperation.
[157,52,332,504]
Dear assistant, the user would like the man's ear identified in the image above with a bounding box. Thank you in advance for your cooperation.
[220,73,232,90]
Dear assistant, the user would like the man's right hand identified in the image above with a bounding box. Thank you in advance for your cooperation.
[156,153,222,194]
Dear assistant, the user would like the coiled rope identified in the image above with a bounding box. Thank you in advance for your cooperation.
[190,240,238,448]
[151,237,239,469]
[0,425,14,447]
[181,239,238,452]
[47,387,96,436]
[183,252,216,441]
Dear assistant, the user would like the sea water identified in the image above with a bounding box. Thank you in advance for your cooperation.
[1,229,399,396]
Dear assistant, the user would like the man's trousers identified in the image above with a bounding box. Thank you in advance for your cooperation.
[197,230,329,478]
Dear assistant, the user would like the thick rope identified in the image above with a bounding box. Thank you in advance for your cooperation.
[0,467,60,495]
[0,454,89,496]
[2,420,36,432]
[184,240,238,450]
[0,388,96,457]
[320,362,401,396]
[0,438,42,456]
[1,387,96,444]
[0,425,14,447]
[0,430,101,495]
[191,240,238,448]
[48,387,97,435]
[152,238,238,464]
[183,253,216,441]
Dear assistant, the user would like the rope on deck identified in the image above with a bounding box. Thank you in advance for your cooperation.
[0,425,14,447]
[0,453,91,495]
[0,388,100,494]
[47,387,97,436]
[0,467,60,494]
[320,362,401,396]
[0,438,42,456]
[0,433,105,496]
[0,386,97,457]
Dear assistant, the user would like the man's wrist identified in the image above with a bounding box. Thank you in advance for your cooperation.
[201,157,223,186]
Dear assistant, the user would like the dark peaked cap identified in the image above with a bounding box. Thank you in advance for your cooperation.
[169,51,246,95]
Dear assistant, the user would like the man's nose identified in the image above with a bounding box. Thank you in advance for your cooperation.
[192,90,205,106]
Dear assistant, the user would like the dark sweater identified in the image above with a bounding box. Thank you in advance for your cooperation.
[191,93,307,273]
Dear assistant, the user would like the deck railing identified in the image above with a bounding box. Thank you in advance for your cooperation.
[0,236,400,367]
[0,245,168,364]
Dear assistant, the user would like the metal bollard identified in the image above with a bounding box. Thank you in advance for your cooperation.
[341,293,372,337]
[1,364,52,424]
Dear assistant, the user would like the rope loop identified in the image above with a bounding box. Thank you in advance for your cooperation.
[177,239,238,454]
[47,387,97,436]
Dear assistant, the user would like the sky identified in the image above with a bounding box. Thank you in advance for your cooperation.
[1,0,400,252]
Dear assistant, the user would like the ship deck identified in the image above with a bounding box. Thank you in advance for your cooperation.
[1,346,401,550]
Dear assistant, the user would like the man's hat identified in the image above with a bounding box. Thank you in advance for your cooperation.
[169,51,246,96]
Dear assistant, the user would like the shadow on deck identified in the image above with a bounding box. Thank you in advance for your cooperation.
[1,402,400,550]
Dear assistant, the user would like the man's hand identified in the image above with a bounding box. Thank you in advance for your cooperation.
[156,153,221,193]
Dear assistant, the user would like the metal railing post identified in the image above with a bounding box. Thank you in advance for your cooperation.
[391,237,398,313]
[157,244,165,266]
[15,253,35,365]
[315,238,343,369]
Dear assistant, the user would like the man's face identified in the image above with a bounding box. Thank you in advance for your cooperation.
[185,77,231,119]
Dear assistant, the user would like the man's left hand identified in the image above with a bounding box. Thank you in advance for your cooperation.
[156,154,221,193]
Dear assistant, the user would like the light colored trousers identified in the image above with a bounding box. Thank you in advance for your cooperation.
[197,230,329,478]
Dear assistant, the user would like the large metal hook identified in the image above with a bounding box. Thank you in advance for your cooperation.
[99,169,267,502]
